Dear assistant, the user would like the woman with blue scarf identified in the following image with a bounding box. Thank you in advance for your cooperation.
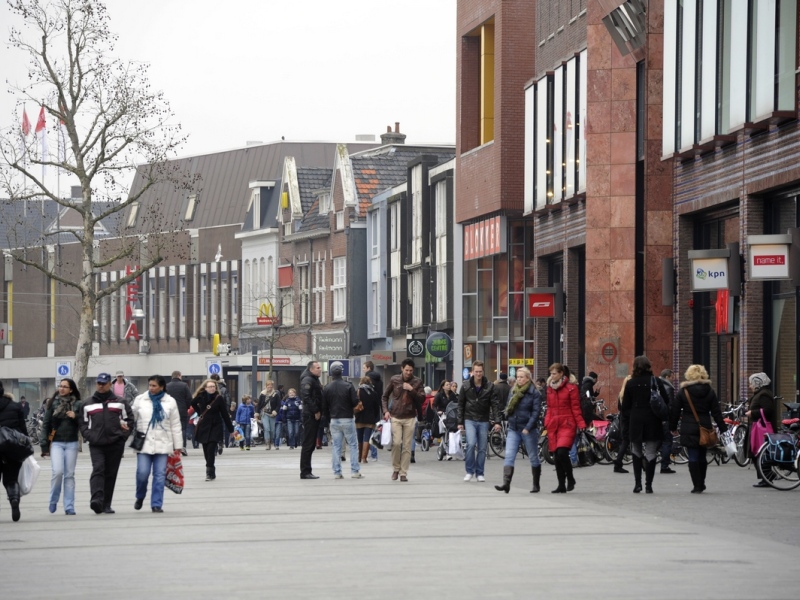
[131,375,183,512]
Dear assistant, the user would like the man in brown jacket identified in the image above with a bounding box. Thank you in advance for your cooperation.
[381,358,425,481]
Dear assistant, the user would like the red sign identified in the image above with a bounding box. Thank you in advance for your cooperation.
[528,293,555,318]
[463,216,507,261]
[753,255,786,266]
[715,289,730,334]
[257,316,279,325]
[601,342,617,363]
[258,357,291,365]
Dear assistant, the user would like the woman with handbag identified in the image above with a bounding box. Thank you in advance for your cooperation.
[0,381,28,522]
[191,379,234,481]
[545,363,585,493]
[40,378,82,515]
[356,377,380,463]
[669,364,727,493]
[621,356,668,494]
[131,375,183,512]
[745,373,776,488]
[257,381,281,450]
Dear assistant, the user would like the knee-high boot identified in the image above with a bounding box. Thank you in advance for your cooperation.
[697,457,708,492]
[7,483,21,522]
[495,466,514,493]
[645,459,656,494]
[632,455,643,493]
[688,462,701,493]
[361,442,370,463]
[551,451,567,493]
[530,466,541,493]
[565,458,576,492]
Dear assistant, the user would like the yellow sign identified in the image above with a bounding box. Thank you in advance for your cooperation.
[259,303,276,317]
[508,358,534,366]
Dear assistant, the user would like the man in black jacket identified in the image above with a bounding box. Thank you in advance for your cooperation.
[166,371,192,455]
[457,361,501,482]
[658,369,677,474]
[494,373,511,411]
[78,373,134,514]
[299,361,323,479]
[322,362,363,479]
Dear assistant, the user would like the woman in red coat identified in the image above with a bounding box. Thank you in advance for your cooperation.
[545,363,586,493]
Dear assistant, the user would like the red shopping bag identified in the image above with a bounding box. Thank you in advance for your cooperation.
[165,451,185,494]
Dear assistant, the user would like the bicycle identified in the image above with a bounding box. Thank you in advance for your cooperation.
[754,402,800,491]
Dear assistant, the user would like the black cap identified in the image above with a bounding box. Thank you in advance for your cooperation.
[499,373,507,380]
[330,361,343,376]
[96,373,112,384]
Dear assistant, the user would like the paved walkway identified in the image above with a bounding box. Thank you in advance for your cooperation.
[0,443,796,599]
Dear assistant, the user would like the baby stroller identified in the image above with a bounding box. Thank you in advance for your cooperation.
[436,400,464,461]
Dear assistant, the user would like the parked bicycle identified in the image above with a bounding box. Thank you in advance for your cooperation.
[754,401,800,491]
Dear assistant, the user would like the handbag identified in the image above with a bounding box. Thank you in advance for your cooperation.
[750,408,774,456]
[18,455,40,496]
[650,377,669,421]
[129,421,151,452]
[683,389,719,448]
[0,425,34,462]
[165,451,185,494]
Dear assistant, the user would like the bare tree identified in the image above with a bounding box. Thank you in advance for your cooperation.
[0,0,195,390]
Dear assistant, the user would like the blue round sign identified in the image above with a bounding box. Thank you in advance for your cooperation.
[208,363,221,375]
[57,364,69,376]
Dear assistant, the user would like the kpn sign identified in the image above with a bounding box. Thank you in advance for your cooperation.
[688,248,730,292]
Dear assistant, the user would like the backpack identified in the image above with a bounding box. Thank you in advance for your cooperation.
[650,377,669,421]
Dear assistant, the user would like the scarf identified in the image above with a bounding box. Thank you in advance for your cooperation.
[52,395,76,419]
[149,390,166,426]
[505,381,531,416]
[549,376,566,390]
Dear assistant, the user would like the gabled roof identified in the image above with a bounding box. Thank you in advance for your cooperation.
[126,141,377,232]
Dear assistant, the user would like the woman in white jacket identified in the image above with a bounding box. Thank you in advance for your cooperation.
[131,375,183,513]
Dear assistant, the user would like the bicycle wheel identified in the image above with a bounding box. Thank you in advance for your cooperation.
[539,435,555,465]
[756,443,800,491]
[733,425,750,467]
[421,436,430,452]
[489,430,505,458]
[591,438,611,464]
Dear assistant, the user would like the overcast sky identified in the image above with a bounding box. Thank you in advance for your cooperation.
[0,0,456,165]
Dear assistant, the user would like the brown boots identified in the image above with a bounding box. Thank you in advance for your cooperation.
[360,442,370,463]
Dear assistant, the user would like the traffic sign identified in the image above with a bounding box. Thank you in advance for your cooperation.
[206,360,222,377]
[601,342,617,363]
[56,361,72,379]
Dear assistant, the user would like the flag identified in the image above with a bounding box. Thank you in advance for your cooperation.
[36,106,48,176]
[20,109,31,161]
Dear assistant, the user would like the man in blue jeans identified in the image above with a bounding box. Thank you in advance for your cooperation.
[457,361,501,482]
[322,362,363,479]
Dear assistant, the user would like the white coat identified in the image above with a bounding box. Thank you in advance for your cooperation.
[131,392,183,455]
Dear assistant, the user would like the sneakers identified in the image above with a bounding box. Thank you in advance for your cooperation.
[246,446,250,451]
[464,473,473,482]
[65,509,76,516]
[351,473,364,479]
[476,475,486,482]
[334,473,344,479]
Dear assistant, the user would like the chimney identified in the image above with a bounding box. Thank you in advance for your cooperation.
[380,122,406,145]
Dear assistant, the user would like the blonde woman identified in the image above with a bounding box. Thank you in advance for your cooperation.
[257,381,280,450]
[191,379,234,481]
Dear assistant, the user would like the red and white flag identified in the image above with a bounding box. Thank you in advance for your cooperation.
[35,106,48,176]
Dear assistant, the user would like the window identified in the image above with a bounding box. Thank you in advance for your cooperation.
[231,268,238,337]
[220,270,228,337]
[390,201,400,251]
[250,190,260,228]
[319,192,331,215]
[336,210,344,231]
[390,277,400,330]
[179,271,186,338]
[281,288,294,327]
[200,271,207,337]
[411,166,423,265]
[370,211,379,257]
[371,282,379,333]
[284,222,292,237]
[210,268,218,337]
[185,194,197,221]
[435,179,448,323]
[298,265,310,325]
[126,202,139,228]
[332,257,346,321]
[313,256,326,323]
[409,270,422,327]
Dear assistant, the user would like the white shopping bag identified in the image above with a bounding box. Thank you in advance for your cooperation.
[448,430,464,459]
[380,420,393,450]
[720,430,736,460]
[19,455,40,496]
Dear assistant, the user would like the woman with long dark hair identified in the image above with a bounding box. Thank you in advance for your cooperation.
[191,379,234,481]
[0,381,27,521]
[40,378,82,515]
[131,375,183,512]
[545,363,585,493]
[621,356,668,494]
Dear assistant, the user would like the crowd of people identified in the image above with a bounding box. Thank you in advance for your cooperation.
[0,355,787,522]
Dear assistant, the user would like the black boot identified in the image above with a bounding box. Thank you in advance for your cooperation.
[645,459,656,493]
[7,483,21,522]
[688,462,702,493]
[565,459,576,492]
[697,457,707,492]
[632,455,643,493]
[551,453,567,493]
[530,466,541,493]
[495,466,514,493]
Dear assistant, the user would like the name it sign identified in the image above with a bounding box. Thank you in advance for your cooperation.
[463,215,507,261]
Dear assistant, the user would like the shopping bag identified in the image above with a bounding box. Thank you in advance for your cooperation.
[380,420,392,450]
[165,451,185,494]
[369,425,384,449]
[449,430,464,459]
[18,455,40,496]
[0,425,34,462]
[233,424,244,442]
[720,430,736,460]
[750,409,774,455]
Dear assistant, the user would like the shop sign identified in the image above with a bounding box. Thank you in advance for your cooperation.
[463,215,507,261]
[258,357,292,365]
[316,333,346,361]
[508,358,534,366]
[749,244,790,280]
[528,293,555,318]
[370,351,393,365]
[690,257,728,291]
[425,332,452,359]
[463,344,474,368]
[257,303,279,326]
[407,338,425,358]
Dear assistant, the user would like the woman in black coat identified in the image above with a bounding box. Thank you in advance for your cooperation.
[355,377,381,463]
[0,382,28,521]
[621,355,668,494]
[669,364,727,493]
[191,379,234,481]
[745,373,776,488]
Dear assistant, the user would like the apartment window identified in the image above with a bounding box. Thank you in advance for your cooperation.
[411,166,423,265]
[148,271,156,339]
[220,270,228,337]
[284,222,293,237]
[319,192,331,215]
[435,180,448,323]
[210,269,218,337]
[179,272,186,338]
[250,190,261,228]
[231,269,238,337]
[332,257,346,321]
[298,265,310,325]
[370,212,379,257]
[185,194,197,221]
[313,257,326,323]
[390,276,400,330]
[200,271,207,337]
[126,202,139,228]
[281,288,294,327]
[390,202,400,251]
[409,270,422,327]
[371,282,379,334]
[336,211,344,231]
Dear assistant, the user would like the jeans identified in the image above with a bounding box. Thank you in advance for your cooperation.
[330,418,360,475]
[464,420,489,476]
[239,421,252,447]
[49,441,79,512]
[660,421,672,468]
[569,436,578,464]
[135,453,168,509]
[262,415,276,444]
[685,446,705,463]
[286,420,299,448]
[274,422,283,448]
[503,428,540,468]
